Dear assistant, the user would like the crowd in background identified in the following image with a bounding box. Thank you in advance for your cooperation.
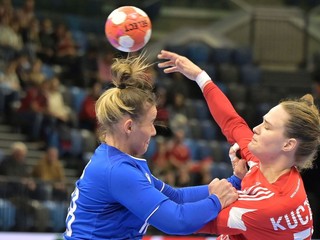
[0,0,319,236]
[0,0,233,232]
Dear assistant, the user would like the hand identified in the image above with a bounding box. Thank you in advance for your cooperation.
[228,143,239,161]
[228,143,248,179]
[232,158,248,180]
[157,50,203,81]
[208,178,238,209]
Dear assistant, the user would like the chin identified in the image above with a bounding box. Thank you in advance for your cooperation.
[138,148,148,157]
[248,141,255,153]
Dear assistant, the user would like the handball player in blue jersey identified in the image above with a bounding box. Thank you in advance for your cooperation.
[63,54,243,240]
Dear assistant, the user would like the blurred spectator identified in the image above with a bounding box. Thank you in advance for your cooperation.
[168,92,188,120]
[169,113,189,137]
[54,23,78,59]
[15,0,35,31]
[27,58,46,86]
[97,50,114,87]
[168,114,213,186]
[167,72,189,104]
[155,86,170,128]
[31,147,67,201]
[81,45,99,87]
[0,58,21,120]
[53,22,81,85]
[0,142,47,231]
[0,0,14,20]
[79,81,102,132]
[15,80,49,141]
[0,14,23,51]
[21,17,40,60]
[151,137,175,186]
[47,76,73,125]
[38,18,55,64]
[15,52,32,88]
[0,141,36,198]
[45,76,77,150]
[167,127,192,187]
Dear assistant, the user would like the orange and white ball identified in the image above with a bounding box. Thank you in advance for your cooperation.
[105,6,152,52]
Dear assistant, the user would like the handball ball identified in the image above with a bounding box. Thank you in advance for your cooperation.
[105,6,152,52]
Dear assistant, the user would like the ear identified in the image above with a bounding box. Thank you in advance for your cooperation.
[123,119,133,134]
[283,138,297,152]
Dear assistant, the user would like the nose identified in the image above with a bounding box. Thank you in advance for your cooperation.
[252,123,261,134]
[151,125,157,136]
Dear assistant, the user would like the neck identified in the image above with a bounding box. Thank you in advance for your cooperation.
[104,134,130,155]
[260,160,292,183]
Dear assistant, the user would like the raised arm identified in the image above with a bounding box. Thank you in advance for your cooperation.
[158,50,257,162]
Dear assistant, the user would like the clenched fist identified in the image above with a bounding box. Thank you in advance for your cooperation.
[208,178,238,209]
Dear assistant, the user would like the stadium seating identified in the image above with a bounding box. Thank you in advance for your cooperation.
[239,64,262,86]
[69,86,87,114]
[201,120,218,141]
[0,198,16,231]
[186,41,212,65]
[211,47,234,64]
[232,47,253,66]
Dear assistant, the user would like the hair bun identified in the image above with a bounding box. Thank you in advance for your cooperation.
[301,94,315,106]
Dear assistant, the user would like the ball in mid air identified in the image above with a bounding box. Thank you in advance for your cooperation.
[105,6,152,52]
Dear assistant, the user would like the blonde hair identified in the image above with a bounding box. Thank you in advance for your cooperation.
[95,53,156,141]
[280,94,320,170]
[11,141,27,154]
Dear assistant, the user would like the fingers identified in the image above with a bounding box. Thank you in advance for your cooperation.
[158,60,175,68]
[157,50,179,60]
[229,143,240,161]
[163,67,178,74]
[157,49,202,81]
[211,178,219,184]
[233,159,248,180]
[209,179,238,209]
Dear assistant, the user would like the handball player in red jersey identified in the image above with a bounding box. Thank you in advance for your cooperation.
[158,50,319,240]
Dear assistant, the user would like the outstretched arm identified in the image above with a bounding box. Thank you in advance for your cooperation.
[158,50,257,163]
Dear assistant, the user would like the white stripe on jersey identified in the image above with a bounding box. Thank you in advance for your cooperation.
[219,235,231,240]
[238,185,275,201]
[139,205,160,234]
[239,193,275,201]
[160,182,165,192]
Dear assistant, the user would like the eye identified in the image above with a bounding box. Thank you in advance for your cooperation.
[264,123,270,130]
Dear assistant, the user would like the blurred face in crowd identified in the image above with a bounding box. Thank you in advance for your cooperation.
[46,147,59,163]
[13,148,27,162]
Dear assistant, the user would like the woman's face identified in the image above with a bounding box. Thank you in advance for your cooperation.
[129,105,157,156]
[248,104,290,161]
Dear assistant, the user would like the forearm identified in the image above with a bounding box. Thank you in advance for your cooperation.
[149,195,221,235]
[195,71,252,144]
[161,184,210,203]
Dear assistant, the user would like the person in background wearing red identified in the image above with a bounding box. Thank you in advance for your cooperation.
[79,81,102,132]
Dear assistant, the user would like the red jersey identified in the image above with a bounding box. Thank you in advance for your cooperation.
[197,81,313,240]
[169,142,190,164]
